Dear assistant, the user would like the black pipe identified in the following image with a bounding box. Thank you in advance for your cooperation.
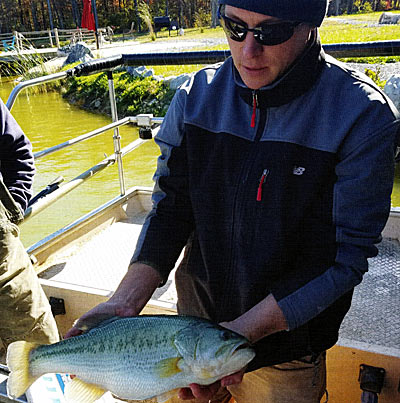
[123,50,231,66]
[122,40,400,66]
[65,40,400,76]
[324,40,400,58]
[66,55,124,77]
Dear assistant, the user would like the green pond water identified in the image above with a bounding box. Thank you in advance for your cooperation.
[1,78,399,248]
[0,78,160,247]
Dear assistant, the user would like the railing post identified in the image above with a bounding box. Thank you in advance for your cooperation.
[107,71,125,196]
[54,28,60,48]
[78,28,83,42]
[98,30,104,48]
[107,26,113,43]
[48,29,53,47]
[13,31,21,52]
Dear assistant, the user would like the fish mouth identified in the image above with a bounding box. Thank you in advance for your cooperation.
[231,341,252,356]
[217,341,255,375]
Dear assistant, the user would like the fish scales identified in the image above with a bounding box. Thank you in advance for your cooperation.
[31,317,183,396]
[7,315,255,402]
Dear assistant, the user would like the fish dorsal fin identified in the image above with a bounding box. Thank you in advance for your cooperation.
[154,357,182,378]
[64,377,107,402]
[156,388,180,402]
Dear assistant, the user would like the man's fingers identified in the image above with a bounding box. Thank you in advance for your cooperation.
[177,387,195,400]
[63,327,83,339]
[73,312,114,332]
[177,372,244,400]
[221,370,245,387]
[63,303,120,338]
[178,381,221,400]
[189,382,221,399]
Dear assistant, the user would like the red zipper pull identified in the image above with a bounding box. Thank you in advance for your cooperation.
[257,169,269,202]
[251,91,257,128]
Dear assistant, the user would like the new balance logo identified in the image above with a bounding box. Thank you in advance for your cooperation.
[293,166,306,176]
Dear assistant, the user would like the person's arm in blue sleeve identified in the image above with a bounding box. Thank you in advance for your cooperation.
[223,120,399,343]
[275,121,398,330]
[0,100,35,212]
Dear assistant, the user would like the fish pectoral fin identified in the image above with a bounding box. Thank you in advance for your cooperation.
[154,357,182,378]
[64,377,107,402]
[156,388,180,403]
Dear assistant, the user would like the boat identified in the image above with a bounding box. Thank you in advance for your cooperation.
[0,45,399,403]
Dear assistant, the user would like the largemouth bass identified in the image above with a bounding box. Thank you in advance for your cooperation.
[7,315,255,402]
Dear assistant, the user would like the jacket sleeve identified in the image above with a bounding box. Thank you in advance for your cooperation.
[0,100,35,212]
[131,90,195,282]
[275,119,399,330]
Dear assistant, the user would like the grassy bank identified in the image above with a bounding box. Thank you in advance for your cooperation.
[62,71,175,117]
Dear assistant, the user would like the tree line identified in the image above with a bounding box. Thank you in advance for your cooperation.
[329,0,400,15]
[0,0,399,34]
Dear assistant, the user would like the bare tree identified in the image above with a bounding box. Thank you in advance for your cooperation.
[211,0,218,27]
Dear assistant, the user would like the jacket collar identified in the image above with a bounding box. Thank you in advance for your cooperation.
[236,30,325,107]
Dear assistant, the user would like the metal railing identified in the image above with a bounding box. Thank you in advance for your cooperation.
[23,115,163,222]
[0,27,113,51]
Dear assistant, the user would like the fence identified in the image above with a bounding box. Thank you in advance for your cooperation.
[0,27,113,52]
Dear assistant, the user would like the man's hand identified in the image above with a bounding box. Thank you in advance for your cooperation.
[64,262,161,339]
[178,370,245,400]
[176,294,288,401]
[221,294,288,344]
[64,300,137,338]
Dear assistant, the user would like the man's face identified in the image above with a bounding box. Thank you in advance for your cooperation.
[224,6,313,90]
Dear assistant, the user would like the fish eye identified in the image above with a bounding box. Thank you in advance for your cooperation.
[220,331,232,341]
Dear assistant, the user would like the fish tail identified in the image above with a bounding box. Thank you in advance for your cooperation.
[6,341,40,399]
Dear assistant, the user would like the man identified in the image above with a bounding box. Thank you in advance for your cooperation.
[66,0,399,401]
[0,99,59,359]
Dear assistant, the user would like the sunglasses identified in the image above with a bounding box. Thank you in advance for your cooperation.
[218,9,301,46]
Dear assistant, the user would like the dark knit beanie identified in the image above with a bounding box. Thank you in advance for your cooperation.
[218,0,328,27]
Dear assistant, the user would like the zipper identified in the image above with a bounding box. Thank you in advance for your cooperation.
[218,100,268,318]
[250,90,258,128]
[256,169,269,202]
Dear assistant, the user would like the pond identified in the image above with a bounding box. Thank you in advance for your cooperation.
[1,77,399,248]
[0,78,160,247]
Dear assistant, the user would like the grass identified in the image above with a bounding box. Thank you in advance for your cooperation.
[320,20,400,43]
[152,64,207,76]
[126,26,227,43]
[118,12,400,45]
